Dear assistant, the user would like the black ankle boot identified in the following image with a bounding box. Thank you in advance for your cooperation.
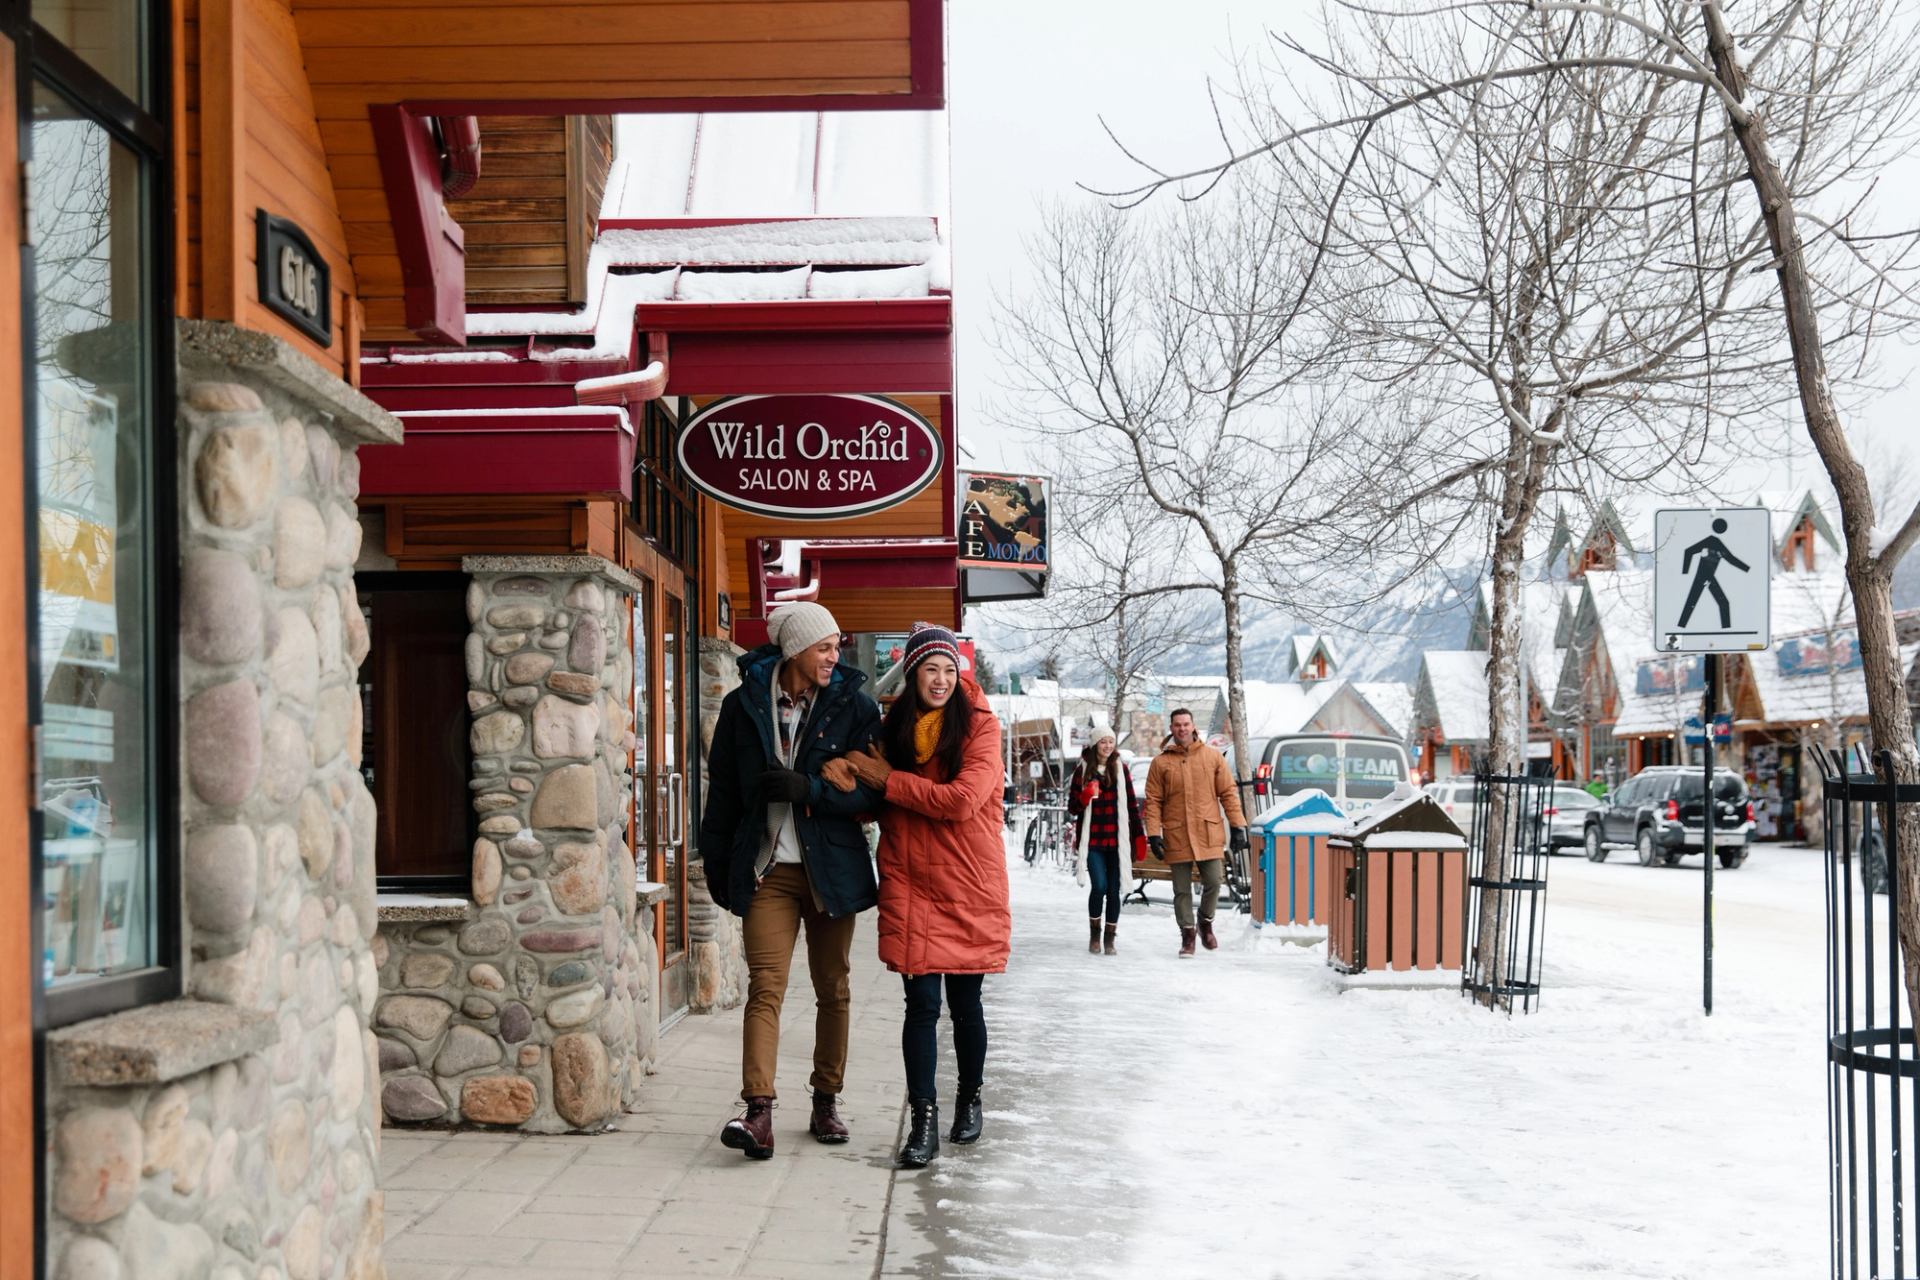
[898,1098,941,1168]
[949,1089,983,1144]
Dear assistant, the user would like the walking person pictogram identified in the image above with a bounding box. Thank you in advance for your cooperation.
[1677,518,1751,629]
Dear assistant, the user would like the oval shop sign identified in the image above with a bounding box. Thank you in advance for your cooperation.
[677,394,944,520]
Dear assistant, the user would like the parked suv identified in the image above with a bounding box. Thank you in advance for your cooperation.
[1583,766,1755,868]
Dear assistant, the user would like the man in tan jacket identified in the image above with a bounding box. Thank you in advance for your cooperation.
[1143,708,1248,956]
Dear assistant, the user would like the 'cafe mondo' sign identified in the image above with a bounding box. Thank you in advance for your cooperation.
[676,394,944,520]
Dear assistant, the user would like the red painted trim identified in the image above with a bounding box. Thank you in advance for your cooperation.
[362,359,628,388]
[634,299,951,334]
[397,91,945,117]
[359,411,636,500]
[370,105,468,343]
[663,331,952,395]
[909,0,946,101]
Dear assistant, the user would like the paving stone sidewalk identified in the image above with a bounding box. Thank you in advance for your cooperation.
[381,914,910,1280]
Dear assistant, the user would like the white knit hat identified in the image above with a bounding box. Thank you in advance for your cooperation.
[766,602,842,660]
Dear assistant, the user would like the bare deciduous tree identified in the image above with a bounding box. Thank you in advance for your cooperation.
[991,195,1388,778]
[1105,0,1920,1011]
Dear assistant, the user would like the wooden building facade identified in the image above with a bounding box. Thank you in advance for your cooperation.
[5,3,948,1277]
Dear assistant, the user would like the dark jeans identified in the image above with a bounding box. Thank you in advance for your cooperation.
[1086,844,1122,923]
[901,973,987,1103]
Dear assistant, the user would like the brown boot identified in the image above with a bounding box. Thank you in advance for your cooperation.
[1103,923,1117,956]
[807,1090,849,1144]
[720,1097,775,1160]
[1198,915,1219,951]
[1089,917,1103,954]
[1178,927,1196,958]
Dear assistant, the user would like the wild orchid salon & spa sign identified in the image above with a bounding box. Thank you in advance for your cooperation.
[677,394,944,519]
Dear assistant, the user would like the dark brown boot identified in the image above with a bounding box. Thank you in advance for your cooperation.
[808,1090,849,1144]
[1198,915,1219,951]
[1089,917,1102,954]
[1178,927,1196,958]
[721,1096,775,1160]
[1103,923,1117,956]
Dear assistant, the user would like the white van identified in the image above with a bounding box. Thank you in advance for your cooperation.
[1252,734,1411,814]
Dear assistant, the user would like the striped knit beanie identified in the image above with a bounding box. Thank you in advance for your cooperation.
[900,622,961,679]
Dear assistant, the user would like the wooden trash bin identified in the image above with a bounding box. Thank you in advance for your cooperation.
[1251,789,1345,927]
[1326,787,1469,974]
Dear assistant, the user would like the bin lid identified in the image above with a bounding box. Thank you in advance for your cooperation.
[1258,788,1347,833]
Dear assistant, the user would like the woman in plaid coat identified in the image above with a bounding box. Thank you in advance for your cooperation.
[1068,727,1148,955]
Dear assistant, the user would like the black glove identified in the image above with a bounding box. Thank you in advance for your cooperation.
[759,769,811,804]
[1230,827,1249,854]
[1148,835,1165,858]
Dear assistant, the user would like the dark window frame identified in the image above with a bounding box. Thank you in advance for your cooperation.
[20,2,177,1032]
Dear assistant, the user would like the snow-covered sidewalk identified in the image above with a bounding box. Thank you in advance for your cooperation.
[881,839,1852,1279]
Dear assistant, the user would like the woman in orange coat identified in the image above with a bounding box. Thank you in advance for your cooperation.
[838,623,1010,1169]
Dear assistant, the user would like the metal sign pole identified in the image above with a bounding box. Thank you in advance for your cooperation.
[1703,651,1717,1017]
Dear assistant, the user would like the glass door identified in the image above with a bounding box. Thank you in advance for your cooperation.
[657,580,690,1018]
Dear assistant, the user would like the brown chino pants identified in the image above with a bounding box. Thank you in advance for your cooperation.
[1170,856,1224,929]
[740,863,856,1100]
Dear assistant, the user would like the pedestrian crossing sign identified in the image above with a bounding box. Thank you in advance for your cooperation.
[1651,507,1772,653]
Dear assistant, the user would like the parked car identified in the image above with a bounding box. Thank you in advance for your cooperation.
[1539,784,1605,851]
[1583,766,1755,868]
[1423,779,1599,852]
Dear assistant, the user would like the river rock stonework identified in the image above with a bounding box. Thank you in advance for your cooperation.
[44,322,399,1280]
[690,637,749,1012]
[374,557,658,1134]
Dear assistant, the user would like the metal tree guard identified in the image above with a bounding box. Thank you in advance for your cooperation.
[1820,748,1920,1279]
[1461,773,1554,1015]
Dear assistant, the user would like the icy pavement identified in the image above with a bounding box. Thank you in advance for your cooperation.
[880,839,1858,1279]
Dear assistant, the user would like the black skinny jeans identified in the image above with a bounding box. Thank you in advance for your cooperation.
[901,973,986,1103]
[1086,844,1122,923]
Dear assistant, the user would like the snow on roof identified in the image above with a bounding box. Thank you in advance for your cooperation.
[1351,682,1415,740]
[1333,783,1467,846]
[1240,679,1339,739]
[1261,789,1348,831]
[1419,652,1490,743]
[1582,565,1659,698]
[615,112,948,220]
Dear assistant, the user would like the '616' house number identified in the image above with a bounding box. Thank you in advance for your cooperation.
[255,211,332,345]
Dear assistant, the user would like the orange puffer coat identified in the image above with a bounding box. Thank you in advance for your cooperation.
[875,681,1012,976]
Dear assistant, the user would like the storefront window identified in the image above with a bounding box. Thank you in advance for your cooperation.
[30,75,164,1009]
[31,0,144,104]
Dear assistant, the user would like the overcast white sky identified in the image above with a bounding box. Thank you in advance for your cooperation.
[946,0,1920,509]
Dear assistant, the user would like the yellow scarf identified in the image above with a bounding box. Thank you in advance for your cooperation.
[912,709,945,765]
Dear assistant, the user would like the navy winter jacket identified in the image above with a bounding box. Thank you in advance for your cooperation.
[698,646,884,920]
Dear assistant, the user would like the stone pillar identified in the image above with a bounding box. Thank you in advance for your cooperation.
[688,636,749,1013]
[42,322,400,1280]
[373,557,649,1133]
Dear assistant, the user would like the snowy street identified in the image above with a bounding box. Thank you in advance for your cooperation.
[879,837,1857,1279]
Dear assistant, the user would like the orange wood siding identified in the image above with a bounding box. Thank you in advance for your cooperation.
[187,0,358,376]
[296,0,919,341]
[0,39,34,1280]
[379,498,621,565]
[442,115,611,308]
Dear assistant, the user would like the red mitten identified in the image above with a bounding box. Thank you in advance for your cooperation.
[1077,781,1100,808]
[1132,834,1149,864]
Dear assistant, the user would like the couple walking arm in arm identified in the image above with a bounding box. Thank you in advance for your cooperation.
[701,609,1010,1171]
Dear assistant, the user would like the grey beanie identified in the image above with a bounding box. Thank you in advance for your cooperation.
[766,602,842,660]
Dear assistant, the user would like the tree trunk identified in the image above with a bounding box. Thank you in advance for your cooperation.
[1474,434,1550,1005]
[1703,1,1920,1028]
[1221,565,1252,807]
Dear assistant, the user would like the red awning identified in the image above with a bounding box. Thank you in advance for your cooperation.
[357,408,636,500]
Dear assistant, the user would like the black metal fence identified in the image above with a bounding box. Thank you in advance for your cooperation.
[1462,773,1554,1015]
[1819,748,1920,1279]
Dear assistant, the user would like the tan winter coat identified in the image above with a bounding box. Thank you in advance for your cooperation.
[1142,739,1247,863]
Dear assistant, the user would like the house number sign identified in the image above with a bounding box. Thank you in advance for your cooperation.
[255,211,332,345]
